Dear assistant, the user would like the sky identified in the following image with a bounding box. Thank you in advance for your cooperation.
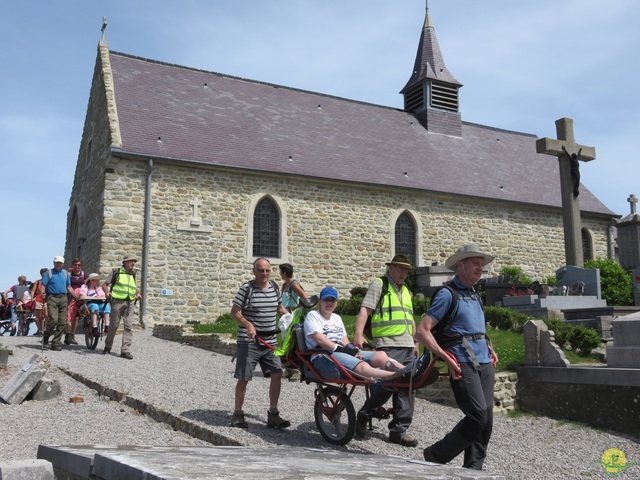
[2,0,640,290]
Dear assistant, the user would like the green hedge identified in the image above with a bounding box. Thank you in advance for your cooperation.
[336,296,430,317]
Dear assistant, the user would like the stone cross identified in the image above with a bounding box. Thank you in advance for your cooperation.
[628,194,638,215]
[189,197,202,227]
[536,118,596,267]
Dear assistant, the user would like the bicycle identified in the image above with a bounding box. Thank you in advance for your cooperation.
[81,298,108,350]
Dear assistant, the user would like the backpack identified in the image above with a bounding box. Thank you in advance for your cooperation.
[47,268,69,282]
[429,283,461,349]
[242,279,280,311]
[363,276,389,340]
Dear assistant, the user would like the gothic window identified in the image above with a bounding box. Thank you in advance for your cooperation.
[395,212,417,265]
[253,197,280,258]
[582,228,593,261]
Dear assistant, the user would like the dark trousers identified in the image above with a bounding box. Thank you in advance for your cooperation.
[360,347,415,436]
[45,295,68,346]
[430,362,495,470]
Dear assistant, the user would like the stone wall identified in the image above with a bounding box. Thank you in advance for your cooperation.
[416,370,517,415]
[96,159,609,324]
[517,366,640,438]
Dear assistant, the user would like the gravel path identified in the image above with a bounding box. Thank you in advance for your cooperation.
[1,331,638,479]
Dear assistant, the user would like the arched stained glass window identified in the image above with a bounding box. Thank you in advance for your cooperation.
[253,197,280,258]
[395,212,417,264]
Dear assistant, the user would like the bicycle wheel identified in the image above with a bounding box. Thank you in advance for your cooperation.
[84,317,99,350]
[0,320,11,335]
[314,386,355,446]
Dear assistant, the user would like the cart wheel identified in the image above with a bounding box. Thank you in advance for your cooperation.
[314,386,355,445]
[84,318,99,350]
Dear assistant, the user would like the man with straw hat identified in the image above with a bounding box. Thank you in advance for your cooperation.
[416,243,499,470]
[353,254,418,447]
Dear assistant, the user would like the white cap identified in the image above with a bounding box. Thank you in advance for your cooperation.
[53,256,65,264]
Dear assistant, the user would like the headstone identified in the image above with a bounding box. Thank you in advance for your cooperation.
[632,266,640,306]
[0,354,48,405]
[536,117,596,267]
[556,265,601,298]
[607,314,640,368]
[523,320,569,367]
[617,195,640,270]
[0,459,54,480]
[30,377,62,402]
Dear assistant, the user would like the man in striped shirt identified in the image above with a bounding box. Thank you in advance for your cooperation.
[230,257,290,429]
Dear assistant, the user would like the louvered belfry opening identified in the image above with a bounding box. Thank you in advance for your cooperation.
[403,83,424,113]
[430,81,458,112]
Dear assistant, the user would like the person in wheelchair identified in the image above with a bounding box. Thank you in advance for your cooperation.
[78,273,111,336]
[304,286,413,381]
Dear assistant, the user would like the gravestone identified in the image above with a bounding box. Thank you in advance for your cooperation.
[0,354,48,405]
[616,194,640,270]
[556,265,601,298]
[607,313,640,368]
[523,320,570,367]
[536,117,596,267]
[632,266,640,306]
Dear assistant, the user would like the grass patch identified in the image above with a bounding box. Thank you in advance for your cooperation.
[193,314,237,337]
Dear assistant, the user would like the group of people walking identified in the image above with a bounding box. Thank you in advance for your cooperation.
[2,254,142,359]
[230,244,498,471]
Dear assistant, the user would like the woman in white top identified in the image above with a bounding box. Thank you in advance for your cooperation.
[304,286,412,380]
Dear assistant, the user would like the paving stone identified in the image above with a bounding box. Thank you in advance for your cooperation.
[0,354,47,405]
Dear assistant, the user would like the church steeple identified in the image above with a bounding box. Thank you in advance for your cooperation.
[401,2,462,136]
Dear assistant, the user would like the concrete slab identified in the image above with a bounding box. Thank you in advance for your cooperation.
[0,354,47,405]
[0,459,54,480]
[30,376,62,401]
[38,445,507,480]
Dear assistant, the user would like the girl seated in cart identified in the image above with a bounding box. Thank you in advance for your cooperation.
[304,286,415,380]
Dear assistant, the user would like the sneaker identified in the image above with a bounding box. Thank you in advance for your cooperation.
[103,347,111,355]
[267,410,290,429]
[389,433,418,448]
[69,334,78,345]
[355,411,368,439]
[92,326,100,336]
[120,352,133,360]
[231,411,248,428]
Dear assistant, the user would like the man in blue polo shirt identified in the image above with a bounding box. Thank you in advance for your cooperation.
[41,255,74,350]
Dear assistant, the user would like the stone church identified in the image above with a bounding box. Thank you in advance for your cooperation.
[66,7,616,324]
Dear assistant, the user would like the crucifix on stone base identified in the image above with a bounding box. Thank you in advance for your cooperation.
[536,118,596,267]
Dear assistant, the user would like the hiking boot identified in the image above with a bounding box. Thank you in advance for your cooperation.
[43,335,50,346]
[389,433,418,447]
[231,410,248,428]
[34,331,43,337]
[355,411,368,439]
[423,446,443,464]
[103,347,111,355]
[285,368,301,382]
[69,334,78,345]
[49,344,62,352]
[120,352,133,360]
[267,410,290,429]
[64,334,72,345]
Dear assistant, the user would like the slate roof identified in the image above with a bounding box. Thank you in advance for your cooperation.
[108,51,614,217]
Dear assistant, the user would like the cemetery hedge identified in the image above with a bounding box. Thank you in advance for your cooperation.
[584,258,633,306]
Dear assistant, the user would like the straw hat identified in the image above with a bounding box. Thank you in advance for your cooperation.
[445,244,495,271]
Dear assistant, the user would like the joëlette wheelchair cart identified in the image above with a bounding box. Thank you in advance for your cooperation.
[79,298,109,350]
[257,296,454,446]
